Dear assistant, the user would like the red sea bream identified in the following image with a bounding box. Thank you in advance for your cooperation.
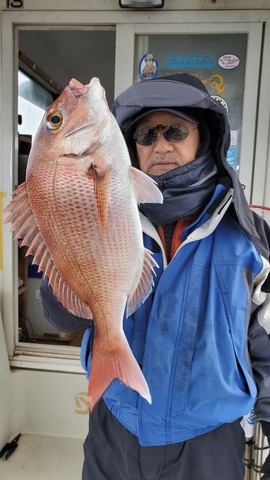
[4,77,163,410]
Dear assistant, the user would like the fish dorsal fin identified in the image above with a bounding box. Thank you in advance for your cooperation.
[126,248,158,317]
[4,183,92,320]
[131,167,163,205]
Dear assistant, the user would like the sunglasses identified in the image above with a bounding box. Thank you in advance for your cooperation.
[133,124,198,146]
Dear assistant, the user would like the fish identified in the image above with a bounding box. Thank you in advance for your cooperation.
[4,77,163,411]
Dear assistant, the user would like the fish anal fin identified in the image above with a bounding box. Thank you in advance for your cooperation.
[126,248,158,317]
[131,167,163,205]
[88,333,151,412]
[47,271,93,320]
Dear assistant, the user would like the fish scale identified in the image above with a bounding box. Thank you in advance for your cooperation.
[4,76,163,411]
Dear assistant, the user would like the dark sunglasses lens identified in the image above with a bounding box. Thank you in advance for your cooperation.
[164,125,189,142]
[133,124,190,145]
[134,128,157,146]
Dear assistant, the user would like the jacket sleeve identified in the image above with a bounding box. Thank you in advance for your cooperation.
[40,275,91,332]
[249,258,270,422]
[249,313,270,421]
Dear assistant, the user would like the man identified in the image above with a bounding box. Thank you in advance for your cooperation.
[41,73,270,479]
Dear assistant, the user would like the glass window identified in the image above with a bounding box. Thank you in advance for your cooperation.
[18,70,54,137]
[16,28,116,346]
[134,33,247,173]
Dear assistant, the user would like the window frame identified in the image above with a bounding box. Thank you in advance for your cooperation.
[1,8,270,371]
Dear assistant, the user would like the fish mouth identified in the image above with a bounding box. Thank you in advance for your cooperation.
[69,78,86,92]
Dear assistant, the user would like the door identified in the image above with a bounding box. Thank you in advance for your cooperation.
[0,9,268,454]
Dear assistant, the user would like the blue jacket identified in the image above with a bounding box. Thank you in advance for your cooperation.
[80,182,268,446]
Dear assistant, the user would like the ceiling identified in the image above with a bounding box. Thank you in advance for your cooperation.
[19,29,116,105]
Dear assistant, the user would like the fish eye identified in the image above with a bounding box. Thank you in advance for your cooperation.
[46,111,63,130]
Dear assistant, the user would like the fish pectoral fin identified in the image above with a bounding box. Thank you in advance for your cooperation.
[131,167,163,205]
[88,333,151,412]
[4,183,92,320]
[126,248,158,317]
[90,164,111,238]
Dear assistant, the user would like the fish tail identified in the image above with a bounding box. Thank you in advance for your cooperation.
[88,334,151,412]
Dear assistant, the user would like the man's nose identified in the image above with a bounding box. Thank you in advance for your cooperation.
[153,133,174,152]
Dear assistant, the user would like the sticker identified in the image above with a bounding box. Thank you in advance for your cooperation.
[74,392,89,415]
[209,74,225,94]
[218,54,240,70]
[247,409,255,425]
[230,130,238,147]
[226,146,238,170]
[226,130,238,171]
[211,95,229,114]
[241,409,255,438]
[165,54,215,69]
[139,53,158,81]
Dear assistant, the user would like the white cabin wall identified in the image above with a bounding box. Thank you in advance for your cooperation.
[0,0,270,452]
[1,0,270,10]
[0,312,89,441]
[0,312,12,446]
[9,370,89,439]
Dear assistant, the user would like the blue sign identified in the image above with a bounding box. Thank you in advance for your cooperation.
[226,146,238,170]
[165,54,215,69]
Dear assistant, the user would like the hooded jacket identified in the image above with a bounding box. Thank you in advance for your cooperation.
[111,73,270,257]
[41,73,270,446]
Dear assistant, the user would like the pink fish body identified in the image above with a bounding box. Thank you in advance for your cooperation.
[4,77,163,410]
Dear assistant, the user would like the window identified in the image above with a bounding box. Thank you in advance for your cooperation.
[134,33,247,172]
[14,28,116,350]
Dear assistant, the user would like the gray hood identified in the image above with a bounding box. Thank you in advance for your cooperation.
[111,73,270,261]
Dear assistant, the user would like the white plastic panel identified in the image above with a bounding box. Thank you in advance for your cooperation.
[0,8,269,370]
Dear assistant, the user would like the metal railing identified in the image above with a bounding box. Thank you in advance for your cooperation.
[245,423,270,480]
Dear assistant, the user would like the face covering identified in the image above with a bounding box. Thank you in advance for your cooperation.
[139,152,218,226]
